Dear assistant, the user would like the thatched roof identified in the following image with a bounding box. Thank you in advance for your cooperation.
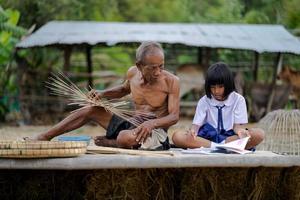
[17,21,300,54]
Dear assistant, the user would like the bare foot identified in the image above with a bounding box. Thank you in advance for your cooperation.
[93,136,117,147]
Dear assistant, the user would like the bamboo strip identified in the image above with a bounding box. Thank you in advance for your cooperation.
[87,146,174,156]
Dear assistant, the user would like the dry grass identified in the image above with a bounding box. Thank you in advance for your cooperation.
[84,168,300,200]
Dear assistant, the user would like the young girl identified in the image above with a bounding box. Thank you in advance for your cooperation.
[172,62,264,149]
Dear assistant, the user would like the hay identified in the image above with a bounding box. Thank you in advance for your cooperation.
[85,168,300,200]
[180,168,250,200]
[0,168,300,199]
[248,167,282,200]
[258,109,300,155]
[279,167,300,199]
[85,169,178,200]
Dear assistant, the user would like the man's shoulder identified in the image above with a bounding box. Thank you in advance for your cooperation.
[127,66,138,79]
[163,70,179,83]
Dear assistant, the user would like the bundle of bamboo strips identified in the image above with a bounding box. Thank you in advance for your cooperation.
[47,72,159,133]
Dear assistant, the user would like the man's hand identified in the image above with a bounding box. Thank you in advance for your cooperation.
[135,120,156,144]
[87,89,102,103]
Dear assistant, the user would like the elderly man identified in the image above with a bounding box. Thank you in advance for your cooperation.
[32,42,180,150]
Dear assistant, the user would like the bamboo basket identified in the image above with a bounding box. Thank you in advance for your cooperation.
[258,109,300,155]
[0,141,87,158]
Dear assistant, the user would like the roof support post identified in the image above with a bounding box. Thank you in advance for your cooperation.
[86,45,93,89]
[253,52,259,81]
[63,46,72,73]
[203,47,211,71]
[266,53,283,113]
[197,47,202,67]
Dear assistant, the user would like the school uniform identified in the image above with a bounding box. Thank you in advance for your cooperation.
[193,91,248,143]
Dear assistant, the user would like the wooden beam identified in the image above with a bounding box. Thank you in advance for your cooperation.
[197,47,202,66]
[253,52,259,81]
[266,53,283,113]
[203,47,211,71]
[86,46,93,89]
[63,46,72,73]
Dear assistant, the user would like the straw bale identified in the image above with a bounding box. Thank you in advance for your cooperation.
[0,168,300,199]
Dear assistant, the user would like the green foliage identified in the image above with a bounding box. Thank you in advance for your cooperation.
[283,0,300,29]
[244,10,270,24]
[0,0,299,120]
[0,5,26,120]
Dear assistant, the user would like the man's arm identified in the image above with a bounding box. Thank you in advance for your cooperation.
[151,77,180,128]
[98,80,131,99]
[94,67,134,99]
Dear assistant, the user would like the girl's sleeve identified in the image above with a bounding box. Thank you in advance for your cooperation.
[192,98,207,127]
[234,96,248,124]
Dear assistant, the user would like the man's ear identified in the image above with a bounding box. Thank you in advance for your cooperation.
[136,62,142,71]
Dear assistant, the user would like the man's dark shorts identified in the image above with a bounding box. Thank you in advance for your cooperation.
[106,115,170,150]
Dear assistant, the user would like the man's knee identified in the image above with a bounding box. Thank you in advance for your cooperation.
[85,106,100,115]
[116,130,137,148]
[80,106,102,120]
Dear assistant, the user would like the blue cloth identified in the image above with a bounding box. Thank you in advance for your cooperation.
[57,136,91,145]
[197,123,235,143]
[198,105,234,143]
[197,123,256,151]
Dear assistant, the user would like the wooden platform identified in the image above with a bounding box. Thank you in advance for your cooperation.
[0,150,299,170]
[1,150,300,199]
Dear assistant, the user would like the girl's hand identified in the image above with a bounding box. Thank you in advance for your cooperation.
[236,128,250,139]
[187,128,197,138]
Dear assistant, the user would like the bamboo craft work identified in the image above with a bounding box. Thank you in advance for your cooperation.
[0,141,87,158]
[258,109,300,155]
[47,72,160,134]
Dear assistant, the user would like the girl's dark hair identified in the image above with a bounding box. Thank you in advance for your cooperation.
[205,62,236,99]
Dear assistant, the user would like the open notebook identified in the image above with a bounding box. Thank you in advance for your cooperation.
[182,136,252,155]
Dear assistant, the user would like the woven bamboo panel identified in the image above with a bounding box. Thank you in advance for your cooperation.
[0,141,87,158]
[0,148,87,158]
[0,141,87,149]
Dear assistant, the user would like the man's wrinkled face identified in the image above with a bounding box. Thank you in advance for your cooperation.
[138,52,164,84]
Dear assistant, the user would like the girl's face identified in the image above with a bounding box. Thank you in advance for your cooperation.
[210,84,225,101]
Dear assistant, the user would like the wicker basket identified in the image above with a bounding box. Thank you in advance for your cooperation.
[258,109,300,155]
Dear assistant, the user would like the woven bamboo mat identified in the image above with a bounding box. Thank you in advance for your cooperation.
[0,141,87,149]
[0,141,87,158]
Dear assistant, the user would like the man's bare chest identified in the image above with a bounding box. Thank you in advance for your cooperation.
[130,83,168,108]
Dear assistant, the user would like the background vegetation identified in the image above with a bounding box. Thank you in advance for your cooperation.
[0,0,300,123]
